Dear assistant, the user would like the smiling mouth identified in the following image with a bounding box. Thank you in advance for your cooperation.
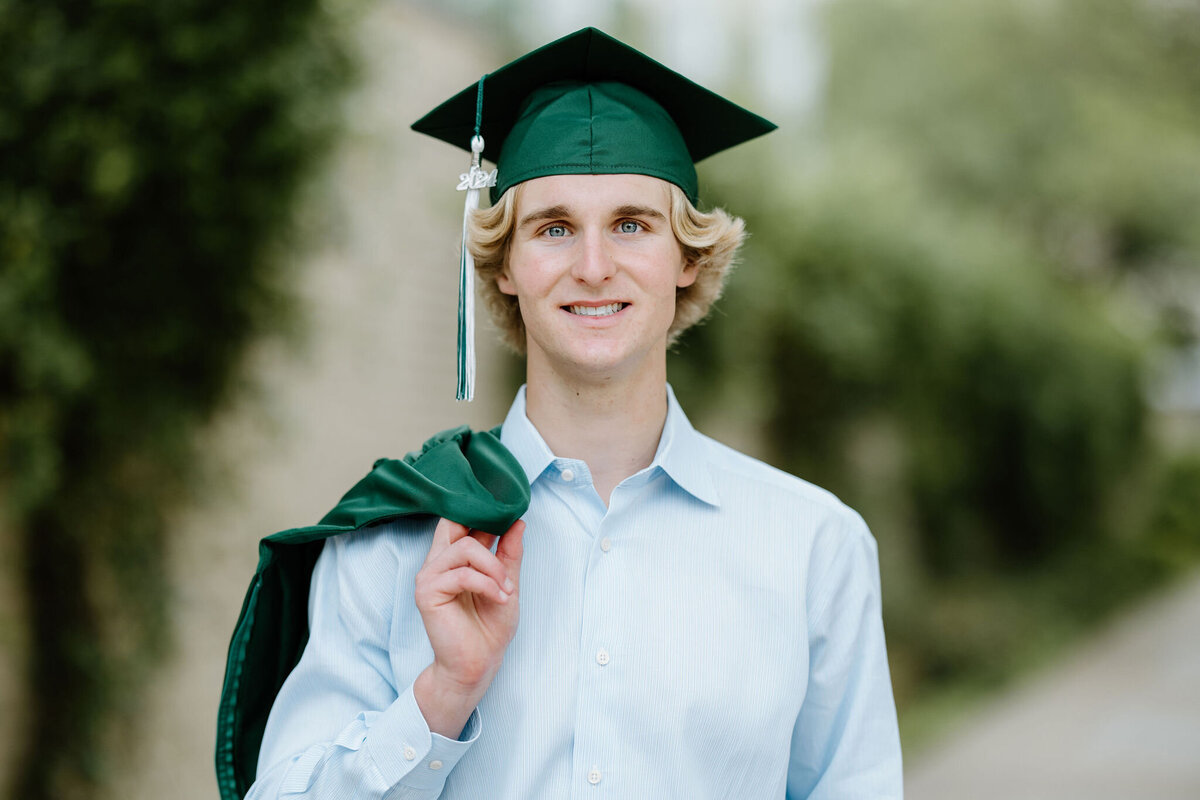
[565,302,628,317]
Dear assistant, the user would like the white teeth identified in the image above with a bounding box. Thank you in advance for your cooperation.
[568,302,625,317]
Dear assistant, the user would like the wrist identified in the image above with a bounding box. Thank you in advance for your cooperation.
[414,663,494,739]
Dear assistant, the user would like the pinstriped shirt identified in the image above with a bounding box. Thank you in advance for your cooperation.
[249,385,903,799]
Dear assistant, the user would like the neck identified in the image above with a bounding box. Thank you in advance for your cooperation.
[524,359,669,506]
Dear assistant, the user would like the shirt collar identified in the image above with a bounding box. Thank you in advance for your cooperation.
[499,384,721,507]
[499,385,557,486]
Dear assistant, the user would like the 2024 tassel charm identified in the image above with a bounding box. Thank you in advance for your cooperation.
[455,133,496,402]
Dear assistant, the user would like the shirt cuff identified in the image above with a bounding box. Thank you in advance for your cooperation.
[366,683,481,791]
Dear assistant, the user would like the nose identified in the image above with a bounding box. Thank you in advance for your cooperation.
[571,230,616,285]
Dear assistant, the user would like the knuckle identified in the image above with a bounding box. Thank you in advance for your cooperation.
[453,535,484,553]
[453,538,492,566]
[414,566,436,594]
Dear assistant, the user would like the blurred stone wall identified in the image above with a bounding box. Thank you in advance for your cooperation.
[111,7,506,798]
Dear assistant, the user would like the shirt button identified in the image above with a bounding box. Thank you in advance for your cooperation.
[403,746,416,761]
[561,468,575,482]
[587,766,602,785]
[599,537,611,552]
[596,648,610,666]
[429,760,444,771]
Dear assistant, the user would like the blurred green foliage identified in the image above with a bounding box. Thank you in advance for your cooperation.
[0,1,352,797]
[672,0,1200,745]
[1144,451,1200,565]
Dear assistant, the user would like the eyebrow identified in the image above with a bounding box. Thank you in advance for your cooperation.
[613,205,666,221]
[518,205,571,229]
[517,204,668,229]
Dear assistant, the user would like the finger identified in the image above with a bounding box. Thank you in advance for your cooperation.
[425,566,511,605]
[495,520,525,585]
[427,536,512,593]
[426,517,471,564]
[470,530,499,552]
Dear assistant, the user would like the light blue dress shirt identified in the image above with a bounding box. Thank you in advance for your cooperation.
[249,386,902,799]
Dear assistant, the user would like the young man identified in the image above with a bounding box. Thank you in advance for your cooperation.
[245,28,902,799]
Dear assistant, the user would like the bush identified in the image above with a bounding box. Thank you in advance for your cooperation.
[671,0,1200,739]
[0,2,352,797]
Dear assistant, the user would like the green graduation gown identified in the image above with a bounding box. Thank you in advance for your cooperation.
[214,426,530,800]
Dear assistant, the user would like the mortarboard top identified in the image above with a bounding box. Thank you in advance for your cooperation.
[411,27,777,205]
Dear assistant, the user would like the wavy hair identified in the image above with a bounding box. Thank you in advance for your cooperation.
[466,181,746,352]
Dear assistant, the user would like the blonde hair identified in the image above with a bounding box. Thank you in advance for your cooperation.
[467,182,746,352]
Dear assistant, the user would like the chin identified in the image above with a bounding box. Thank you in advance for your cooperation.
[564,344,660,382]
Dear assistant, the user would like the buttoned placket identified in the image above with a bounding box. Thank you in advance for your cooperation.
[559,468,661,796]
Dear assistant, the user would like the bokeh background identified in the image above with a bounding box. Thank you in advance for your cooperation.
[2,1,1199,798]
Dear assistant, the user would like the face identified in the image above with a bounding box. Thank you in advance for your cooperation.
[497,173,697,385]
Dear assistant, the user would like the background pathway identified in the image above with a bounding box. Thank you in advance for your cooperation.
[905,573,1200,799]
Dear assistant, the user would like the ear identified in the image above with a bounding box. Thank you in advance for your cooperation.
[497,266,517,296]
[676,256,699,289]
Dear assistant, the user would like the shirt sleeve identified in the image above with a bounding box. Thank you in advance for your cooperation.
[246,528,481,800]
[787,510,904,799]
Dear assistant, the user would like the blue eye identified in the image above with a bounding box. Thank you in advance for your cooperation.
[618,220,642,234]
[545,224,568,238]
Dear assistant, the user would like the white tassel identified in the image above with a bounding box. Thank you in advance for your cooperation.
[456,134,496,402]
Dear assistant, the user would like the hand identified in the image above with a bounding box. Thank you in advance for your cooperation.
[412,517,524,738]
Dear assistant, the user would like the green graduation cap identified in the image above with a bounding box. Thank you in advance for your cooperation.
[413,26,777,204]
[411,27,777,401]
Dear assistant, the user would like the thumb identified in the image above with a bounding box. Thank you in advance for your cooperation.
[495,519,525,583]
[424,517,469,566]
